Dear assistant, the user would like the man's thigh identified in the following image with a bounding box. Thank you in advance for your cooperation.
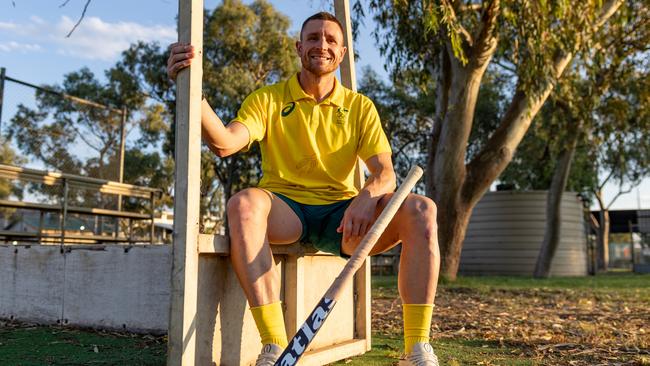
[263,190,303,244]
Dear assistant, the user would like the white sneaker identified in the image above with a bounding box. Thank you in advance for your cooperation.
[398,342,440,366]
[254,344,283,366]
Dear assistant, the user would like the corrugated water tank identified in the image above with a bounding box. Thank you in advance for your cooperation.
[459,191,588,276]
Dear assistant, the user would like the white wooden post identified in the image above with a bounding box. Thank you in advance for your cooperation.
[333,0,372,352]
[168,0,203,364]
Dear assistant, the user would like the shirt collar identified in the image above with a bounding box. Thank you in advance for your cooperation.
[288,73,345,107]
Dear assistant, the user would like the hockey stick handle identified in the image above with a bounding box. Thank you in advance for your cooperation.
[324,165,423,301]
[274,166,423,366]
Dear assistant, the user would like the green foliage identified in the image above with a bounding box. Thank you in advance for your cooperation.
[122,149,174,209]
[6,66,164,181]
[359,0,607,89]
[0,141,26,200]
[500,0,649,200]
[6,65,172,212]
[358,67,433,188]
[499,98,599,193]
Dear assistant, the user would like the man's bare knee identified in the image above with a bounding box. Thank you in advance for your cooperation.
[402,195,438,244]
[227,189,271,223]
[404,195,437,222]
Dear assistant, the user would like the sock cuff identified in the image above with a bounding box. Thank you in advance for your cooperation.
[250,301,283,311]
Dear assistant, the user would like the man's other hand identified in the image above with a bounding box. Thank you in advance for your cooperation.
[337,192,379,246]
[167,42,195,81]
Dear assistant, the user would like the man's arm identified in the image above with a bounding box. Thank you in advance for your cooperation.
[337,152,396,243]
[167,42,249,157]
[200,100,249,157]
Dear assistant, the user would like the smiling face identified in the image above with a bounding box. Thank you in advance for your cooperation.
[296,19,347,77]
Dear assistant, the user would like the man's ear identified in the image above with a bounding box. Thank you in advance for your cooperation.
[295,40,302,56]
[340,46,347,60]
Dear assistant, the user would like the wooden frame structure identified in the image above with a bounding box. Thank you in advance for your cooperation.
[0,164,161,245]
[168,0,370,364]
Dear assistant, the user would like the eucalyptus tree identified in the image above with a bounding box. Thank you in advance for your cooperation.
[117,0,298,231]
[358,0,625,279]
[498,2,649,277]
[358,67,433,190]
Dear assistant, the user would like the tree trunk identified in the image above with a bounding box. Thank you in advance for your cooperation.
[430,50,490,280]
[597,207,610,271]
[533,123,580,278]
[437,202,472,280]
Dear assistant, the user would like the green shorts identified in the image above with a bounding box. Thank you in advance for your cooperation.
[273,192,353,257]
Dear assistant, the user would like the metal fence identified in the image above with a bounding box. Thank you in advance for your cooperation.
[0,67,178,244]
[0,67,127,182]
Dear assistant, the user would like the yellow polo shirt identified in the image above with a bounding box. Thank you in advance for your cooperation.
[231,73,392,204]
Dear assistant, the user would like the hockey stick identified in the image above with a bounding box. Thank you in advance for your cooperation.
[274,166,424,366]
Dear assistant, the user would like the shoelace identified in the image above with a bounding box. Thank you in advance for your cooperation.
[255,345,280,366]
[408,351,439,366]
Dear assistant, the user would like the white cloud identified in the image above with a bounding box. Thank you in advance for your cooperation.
[53,16,176,60]
[0,15,176,61]
[0,41,42,53]
[0,21,17,30]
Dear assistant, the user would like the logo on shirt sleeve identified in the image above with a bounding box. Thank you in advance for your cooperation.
[282,102,296,117]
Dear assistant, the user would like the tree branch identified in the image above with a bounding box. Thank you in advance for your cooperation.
[65,0,92,38]
[469,0,500,68]
[463,0,624,207]
[441,0,475,47]
[459,3,483,12]
[598,169,615,191]
[606,184,635,209]
[493,59,516,74]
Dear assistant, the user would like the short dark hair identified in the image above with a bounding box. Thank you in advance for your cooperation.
[300,12,344,41]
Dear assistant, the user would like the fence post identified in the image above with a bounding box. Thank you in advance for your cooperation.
[0,67,5,136]
[61,178,69,248]
[150,191,155,245]
[117,106,127,211]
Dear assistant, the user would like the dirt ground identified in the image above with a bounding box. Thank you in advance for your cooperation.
[372,284,650,365]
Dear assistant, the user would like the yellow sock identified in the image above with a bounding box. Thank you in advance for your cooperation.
[250,301,288,347]
[403,304,434,354]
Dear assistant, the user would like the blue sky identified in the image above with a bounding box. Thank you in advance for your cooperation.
[1,0,648,209]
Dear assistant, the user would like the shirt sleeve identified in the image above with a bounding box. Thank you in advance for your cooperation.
[231,89,268,150]
[357,97,392,161]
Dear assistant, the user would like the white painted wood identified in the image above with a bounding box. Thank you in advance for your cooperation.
[334,1,372,354]
[334,0,356,91]
[284,255,305,338]
[168,0,203,364]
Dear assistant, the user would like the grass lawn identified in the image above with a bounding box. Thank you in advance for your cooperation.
[0,273,648,365]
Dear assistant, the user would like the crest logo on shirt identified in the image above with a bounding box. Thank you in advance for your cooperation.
[336,107,349,125]
[282,102,296,117]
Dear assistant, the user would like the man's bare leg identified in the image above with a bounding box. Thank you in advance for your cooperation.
[227,188,303,306]
[343,193,440,362]
[227,188,303,361]
[342,193,440,302]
